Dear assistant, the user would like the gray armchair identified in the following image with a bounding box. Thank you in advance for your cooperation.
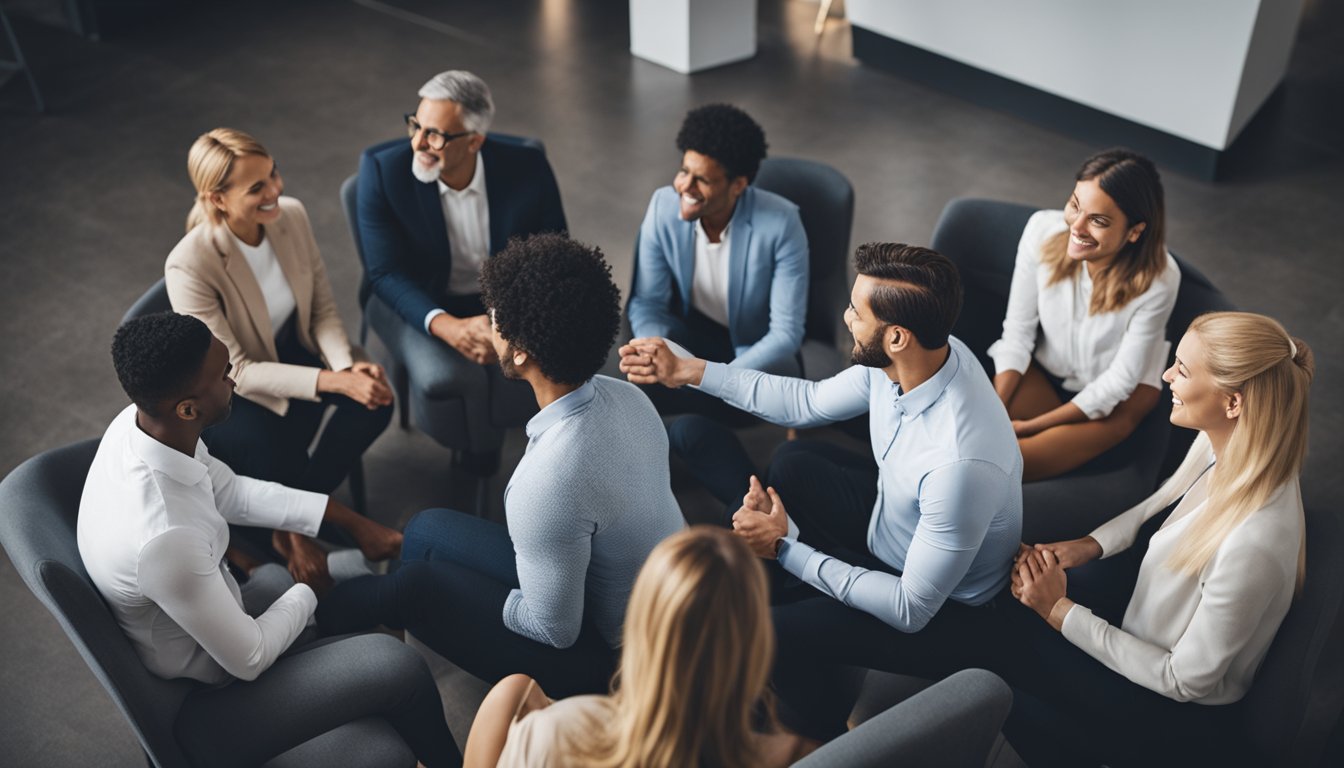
[796,668,1013,767]
[929,197,1234,543]
[0,440,415,767]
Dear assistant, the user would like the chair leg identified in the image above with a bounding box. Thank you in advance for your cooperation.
[392,362,410,429]
[1,8,46,113]
[348,458,367,514]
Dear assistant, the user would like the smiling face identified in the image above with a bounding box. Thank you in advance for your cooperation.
[410,98,484,185]
[1063,178,1146,269]
[845,275,894,368]
[1163,330,1238,434]
[211,153,282,237]
[673,150,747,229]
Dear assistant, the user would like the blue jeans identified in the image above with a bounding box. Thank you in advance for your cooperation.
[317,509,616,698]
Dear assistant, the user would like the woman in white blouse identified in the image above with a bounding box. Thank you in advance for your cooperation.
[1003,311,1311,767]
[166,128,393,567]
[461,526,810,767]
[988,149,1180,481]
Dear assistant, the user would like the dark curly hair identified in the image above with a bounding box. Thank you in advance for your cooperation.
[112,312,214,415]
[480,233,622,386]
[854,243,963,350]
[676,104,768,182]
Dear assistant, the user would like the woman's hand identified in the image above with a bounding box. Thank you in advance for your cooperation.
[318,367,393,409]
[1029,536,1103,570]
[1014,548,1070,628]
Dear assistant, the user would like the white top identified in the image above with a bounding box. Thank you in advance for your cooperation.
[423,155,491,332]
[77,405,327,684]
[233,232,297,335]
[987,209,1181,419]
[690,219,732,327]
[1062,434,1304,704]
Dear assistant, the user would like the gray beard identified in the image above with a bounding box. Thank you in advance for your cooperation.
[411,155,441,184]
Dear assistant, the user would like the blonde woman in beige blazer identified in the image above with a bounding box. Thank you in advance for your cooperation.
[167,129,392,567]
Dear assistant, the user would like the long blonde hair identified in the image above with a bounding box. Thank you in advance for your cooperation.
[1163,312,1312,588]
[184,128,270,232]
[569,526,777,767]
[1041,148,1168,314]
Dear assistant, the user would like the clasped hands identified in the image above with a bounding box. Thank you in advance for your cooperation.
[431,312,497,365]
[317,361,393,410]
[1011,536,1102,630]
[617,337,704,389]
[731,475,789,559]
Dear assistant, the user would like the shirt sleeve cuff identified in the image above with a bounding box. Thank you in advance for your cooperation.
[423,308,447,335]
[777,538,819,580]
[786,514,799,540]
[1059,602,1099,648]
[1069,389,1111,420]
[286,489,327,537]
[694,360,730,395]
[986,341,1031,376]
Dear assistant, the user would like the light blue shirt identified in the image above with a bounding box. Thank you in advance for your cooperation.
[502,376,686,648]
[696,336,1022,632]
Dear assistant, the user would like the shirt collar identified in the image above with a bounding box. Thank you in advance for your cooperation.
[892,343,962,418]
[127,416,209,486]
[437,153,486,199]
[525,379,596,440]
[696,219,730,245]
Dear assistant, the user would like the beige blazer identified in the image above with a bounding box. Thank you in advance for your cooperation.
[165,196,362,416]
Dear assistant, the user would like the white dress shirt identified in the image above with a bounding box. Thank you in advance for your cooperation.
[690,219,732,327]
[77,405,327,684]
[987,209,1181,419]
[232,232,297,335]
[423,154,491,332]
[1062,434,1304,703]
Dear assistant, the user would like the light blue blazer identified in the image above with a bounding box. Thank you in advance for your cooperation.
[627,185,809,374]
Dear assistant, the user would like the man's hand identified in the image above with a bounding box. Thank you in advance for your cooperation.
[731,476,789,559]
[618,337,705,388]
[430,313,496,365]
[274,531,334,597]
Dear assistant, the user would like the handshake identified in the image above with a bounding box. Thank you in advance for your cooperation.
[617,337,707,389]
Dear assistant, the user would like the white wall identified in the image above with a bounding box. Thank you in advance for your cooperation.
[847,0,1304,150]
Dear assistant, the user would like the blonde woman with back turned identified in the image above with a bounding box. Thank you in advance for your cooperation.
[1003,311,1312,767]
[463,526,810,767]
[989,148,1180,481]
[166,128,393,579]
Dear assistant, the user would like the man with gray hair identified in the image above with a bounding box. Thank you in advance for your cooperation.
[357,70,567,473]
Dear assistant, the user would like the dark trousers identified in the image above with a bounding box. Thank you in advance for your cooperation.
[202,318,392,496]
[174,632,460,768]
[316,509,616,698]
[989,508,1241,768]
[758,442,1002,740]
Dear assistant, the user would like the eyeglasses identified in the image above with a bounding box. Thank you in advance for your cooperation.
[405,114,474,150]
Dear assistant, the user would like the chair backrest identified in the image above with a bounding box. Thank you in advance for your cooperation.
[0,441,197,767]
[346,133,548,311]
[1238,504,1344,765]
[120,277,172,326]
[795,668,1012,767]
[754,157,855,352]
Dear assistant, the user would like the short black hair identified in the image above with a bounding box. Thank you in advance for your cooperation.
[676,104,768,182]
[480,233,622,386]
[853,243,963,350]
[112,312,214,415]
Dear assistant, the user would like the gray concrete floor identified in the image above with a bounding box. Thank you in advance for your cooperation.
[0,0,1340,764]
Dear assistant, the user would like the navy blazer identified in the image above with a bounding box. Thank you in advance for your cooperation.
[628,185,808,374]
[356,136,567,328]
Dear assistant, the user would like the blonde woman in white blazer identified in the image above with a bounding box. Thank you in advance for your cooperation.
[166,129,393,568]
[1000,311,1312,767]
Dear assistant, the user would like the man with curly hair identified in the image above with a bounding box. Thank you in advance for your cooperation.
[319,233,686,697]
[626,103,809,416]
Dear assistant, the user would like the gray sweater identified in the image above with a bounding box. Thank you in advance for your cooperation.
[502,375,685,648]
